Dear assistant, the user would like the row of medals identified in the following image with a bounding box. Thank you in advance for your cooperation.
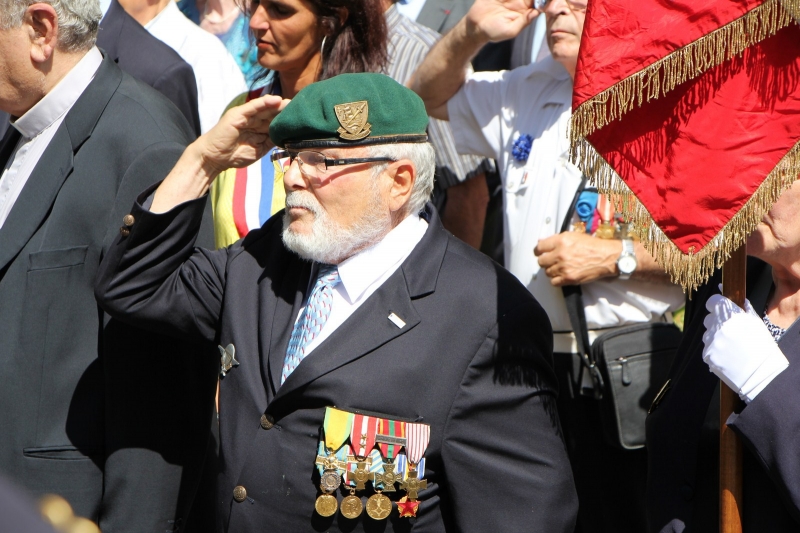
[314,453,423,520]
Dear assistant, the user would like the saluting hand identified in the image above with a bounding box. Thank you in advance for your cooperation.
[534,232,620,286]
[466,0,540,43]
[197,94,290,176]
[151,94,290,214]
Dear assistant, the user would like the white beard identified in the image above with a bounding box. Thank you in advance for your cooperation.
[281,186,392,264]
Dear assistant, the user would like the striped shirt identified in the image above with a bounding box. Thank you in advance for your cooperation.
[385,4,493,189]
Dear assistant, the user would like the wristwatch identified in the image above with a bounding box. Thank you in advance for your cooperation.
[616,238,637,280]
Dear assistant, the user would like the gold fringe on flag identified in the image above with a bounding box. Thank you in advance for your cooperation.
[570,0,800,147]
[571,138,800,291]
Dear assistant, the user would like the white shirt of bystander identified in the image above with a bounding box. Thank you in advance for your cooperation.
[448,56,684,332]
[145,1,247,133]
[0,48,103,229]
[395,0,428,21]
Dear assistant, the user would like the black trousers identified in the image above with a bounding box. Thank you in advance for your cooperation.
[554,352,648,533]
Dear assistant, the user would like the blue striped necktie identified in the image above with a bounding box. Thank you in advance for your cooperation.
[281,264,340,384]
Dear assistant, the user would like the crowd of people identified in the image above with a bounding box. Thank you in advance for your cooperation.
[0,0,798,532]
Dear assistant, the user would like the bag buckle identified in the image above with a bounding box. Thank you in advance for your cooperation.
[579,362,604,399]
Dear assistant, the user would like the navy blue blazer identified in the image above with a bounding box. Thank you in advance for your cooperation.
[95,193,578,532]
[646,260,800,532]
[97,0,202,135]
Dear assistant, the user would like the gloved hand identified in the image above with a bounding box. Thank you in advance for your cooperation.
[702,294,789,404]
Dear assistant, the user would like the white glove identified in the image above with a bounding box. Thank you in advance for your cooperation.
[702,295,788,404]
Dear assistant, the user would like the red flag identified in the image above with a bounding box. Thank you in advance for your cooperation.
[571,0,800,290]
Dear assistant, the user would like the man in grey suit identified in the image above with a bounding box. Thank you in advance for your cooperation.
[0,1,215,530]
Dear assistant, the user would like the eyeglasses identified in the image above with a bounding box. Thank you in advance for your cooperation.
[271,149,396,183]
[534,0,588,12]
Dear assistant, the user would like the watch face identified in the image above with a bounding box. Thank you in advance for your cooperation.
[618,255,637,274]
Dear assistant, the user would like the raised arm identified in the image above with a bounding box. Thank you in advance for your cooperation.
[95,94,289,341]
[151,94,289,213]
[409,0,539,120]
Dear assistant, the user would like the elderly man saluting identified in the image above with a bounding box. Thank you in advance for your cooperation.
[95,73,578,532]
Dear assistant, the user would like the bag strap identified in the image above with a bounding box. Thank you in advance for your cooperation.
[559,176,605,398]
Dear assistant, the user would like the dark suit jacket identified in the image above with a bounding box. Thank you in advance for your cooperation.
[97,0,202,136]
[0,112,8,139]
[95,195,578,532]
[0,55,217,532]
[646,260,800,532]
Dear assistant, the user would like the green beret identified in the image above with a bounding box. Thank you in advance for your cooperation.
[269,73,429,149]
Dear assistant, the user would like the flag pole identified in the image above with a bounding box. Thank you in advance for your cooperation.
[720,245,746,533]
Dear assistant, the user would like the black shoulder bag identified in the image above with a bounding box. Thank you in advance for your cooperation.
[560,178,683,450]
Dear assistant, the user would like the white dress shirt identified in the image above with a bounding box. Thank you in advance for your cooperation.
[299,214,429,355]
[145,1,247,133]
[448,56,684,332]
[396,0,428,21]
[0,47,103,229]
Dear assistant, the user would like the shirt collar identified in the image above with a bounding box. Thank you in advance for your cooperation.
[523,55,573,106]
[145,0,177,30]
[335,214,427,304]
[12,47,103,139]
[525,55,571,82]
[385,3,401,27]
[99,0,112,18]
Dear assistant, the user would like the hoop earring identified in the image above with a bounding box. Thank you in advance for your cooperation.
[320,35,327,58]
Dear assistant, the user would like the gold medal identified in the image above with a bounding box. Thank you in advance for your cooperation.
[374,463,401,492]
[350,460,373,490]
[315,493,338,517]
[340,492,363,519]
[366,493,392,520]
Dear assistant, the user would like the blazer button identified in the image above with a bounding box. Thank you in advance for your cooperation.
[260,413,275,430]
[122,214,135,227]
[119,226,130,237]
[233,485,247,502]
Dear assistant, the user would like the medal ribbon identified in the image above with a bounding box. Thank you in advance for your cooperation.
[395,453,426,480]
[404,422,431,466]
[376,418,406,461]
[323,407,353,452]
[349,414,378,458]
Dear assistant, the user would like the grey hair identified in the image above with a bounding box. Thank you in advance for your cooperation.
[368,142,435,216]
[0,0,102,52]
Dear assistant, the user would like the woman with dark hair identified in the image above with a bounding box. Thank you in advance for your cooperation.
[211,0,388,248]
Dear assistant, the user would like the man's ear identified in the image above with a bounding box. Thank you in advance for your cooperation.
[384,159,416,214]
[26,3,59,64]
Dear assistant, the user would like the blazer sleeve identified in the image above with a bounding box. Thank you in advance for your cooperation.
[95,175,227,344]
[153,61,202,137]
[728,340,800,524]
[440,298,578,533]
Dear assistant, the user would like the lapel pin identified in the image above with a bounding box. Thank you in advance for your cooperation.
[219,344,240,377]
[388,313,406,329]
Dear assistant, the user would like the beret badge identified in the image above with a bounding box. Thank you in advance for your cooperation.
[334,100,371,141]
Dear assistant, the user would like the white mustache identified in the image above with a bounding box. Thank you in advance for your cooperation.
[285,192,321,215]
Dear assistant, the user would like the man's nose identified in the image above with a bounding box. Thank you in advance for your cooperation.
[282,157,307,192]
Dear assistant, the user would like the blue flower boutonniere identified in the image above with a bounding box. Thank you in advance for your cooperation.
[512,134,533,162]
